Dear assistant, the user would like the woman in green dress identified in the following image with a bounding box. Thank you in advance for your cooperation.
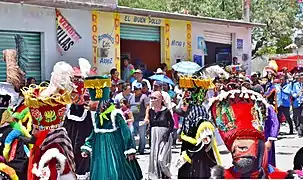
[80,76,142,180]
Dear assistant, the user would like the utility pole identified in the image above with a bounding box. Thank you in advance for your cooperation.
[243,0,250,22]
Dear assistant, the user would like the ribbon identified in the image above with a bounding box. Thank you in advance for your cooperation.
[98,104,116,126]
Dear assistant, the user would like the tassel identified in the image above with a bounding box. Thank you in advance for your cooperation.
[244,93,249,99]
[230,93,235,99]
[251,95,256,100]
[239,93,244,98]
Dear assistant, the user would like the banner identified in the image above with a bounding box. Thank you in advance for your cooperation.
[56,9,81,55]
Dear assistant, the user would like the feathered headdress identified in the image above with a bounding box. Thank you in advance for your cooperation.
[209,89,270,151]
[22,61,74,131]
[263,60,278,77]
[72,58,97,104]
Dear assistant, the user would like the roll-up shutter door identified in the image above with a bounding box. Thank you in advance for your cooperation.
[120,24,160,42]
[204,31,232,44]
[0,31,41,83]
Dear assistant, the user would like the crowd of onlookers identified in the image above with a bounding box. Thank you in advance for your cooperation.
[110,57,181,154]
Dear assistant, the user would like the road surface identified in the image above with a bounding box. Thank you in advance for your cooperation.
[136,126,303,179]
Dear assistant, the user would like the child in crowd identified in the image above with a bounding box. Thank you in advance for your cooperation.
[120,98,134,135]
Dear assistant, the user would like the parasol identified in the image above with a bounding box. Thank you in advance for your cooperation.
[172,61,202,74]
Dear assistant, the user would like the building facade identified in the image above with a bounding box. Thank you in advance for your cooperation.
[0,2,260,81]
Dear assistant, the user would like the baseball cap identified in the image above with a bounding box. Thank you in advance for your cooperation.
[134,69,142,74]
[134,82,143,90]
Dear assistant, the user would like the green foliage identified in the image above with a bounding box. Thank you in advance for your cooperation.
[118,0,302,57]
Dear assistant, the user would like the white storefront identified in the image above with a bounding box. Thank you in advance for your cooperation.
[192,22,253,74]
[0,2,260,81]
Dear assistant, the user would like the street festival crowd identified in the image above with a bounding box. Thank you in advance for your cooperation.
[1,48,303,180]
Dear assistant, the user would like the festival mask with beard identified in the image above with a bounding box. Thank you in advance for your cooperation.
[71,76,85,105]
[231,139,259,174]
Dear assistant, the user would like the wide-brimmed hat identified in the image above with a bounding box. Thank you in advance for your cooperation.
[154,68,165,74]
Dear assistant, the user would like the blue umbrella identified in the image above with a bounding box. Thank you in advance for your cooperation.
[149,74,175,86]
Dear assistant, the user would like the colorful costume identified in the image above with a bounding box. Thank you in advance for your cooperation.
[63,58,96,180]
[22,61,76,180]
[0,49,34,180]
[176,77,221,179]
[209,89,297,179]
[80,75,142,180]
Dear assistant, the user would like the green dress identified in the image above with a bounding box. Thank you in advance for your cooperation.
[80,107,142,180]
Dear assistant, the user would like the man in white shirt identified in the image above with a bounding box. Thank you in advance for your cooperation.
[131,69,151,91]
[114,83,133,107]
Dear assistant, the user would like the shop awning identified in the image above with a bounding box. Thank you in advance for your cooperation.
[273,55,303,71]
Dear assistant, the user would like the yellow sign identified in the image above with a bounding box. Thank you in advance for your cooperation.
[186,22,192,61]
[164,19,171,68]
[92,11,99,67]
[120,14,164,26]
[91,11,118,74]
[114,13,120,74]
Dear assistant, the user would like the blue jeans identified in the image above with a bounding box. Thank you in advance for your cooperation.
[133,120,146,154]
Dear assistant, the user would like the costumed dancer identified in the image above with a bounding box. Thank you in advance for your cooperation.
[0,49,35,180]
[63,58,96,180]
[22,61,76,180]
[80,75,142,180]
[176,76,222,179]
[263,60,279,111]
[209,89,299,179]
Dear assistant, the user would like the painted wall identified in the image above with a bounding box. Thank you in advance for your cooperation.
[91,11,120,75]
[192,22,252,73]
[0,3,93,80]
[169,20,187,65]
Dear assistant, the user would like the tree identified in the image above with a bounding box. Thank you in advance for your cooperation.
[119,0,303,57]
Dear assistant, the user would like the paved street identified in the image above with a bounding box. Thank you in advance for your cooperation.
[137,126,303,179]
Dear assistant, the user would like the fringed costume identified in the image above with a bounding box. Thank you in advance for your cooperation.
[0,49,34,180]
[63,58,96,180]
[80,75,142,180]
[176,77,221,179]
[22,61,76,180]
[209,89,299,179]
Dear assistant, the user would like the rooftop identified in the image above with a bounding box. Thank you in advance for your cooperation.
[1,0,265,28]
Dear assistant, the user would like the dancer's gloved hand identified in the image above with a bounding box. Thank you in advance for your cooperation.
[81,151,88,158]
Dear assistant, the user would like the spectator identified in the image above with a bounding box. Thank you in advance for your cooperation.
[26,77,36,86]
[116,80,124,94]
[120,98,134,135]
[141,81,151,96]
[110,68,120,84]
[130,83,150,155]
[163,83,175,99]
[110,80,117,99]
[114,83,133,107]
[160,63,168,72]
[131,69,151,91]
[152,81,172,112]
[122,57,134,82]
[232,57,238,65]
